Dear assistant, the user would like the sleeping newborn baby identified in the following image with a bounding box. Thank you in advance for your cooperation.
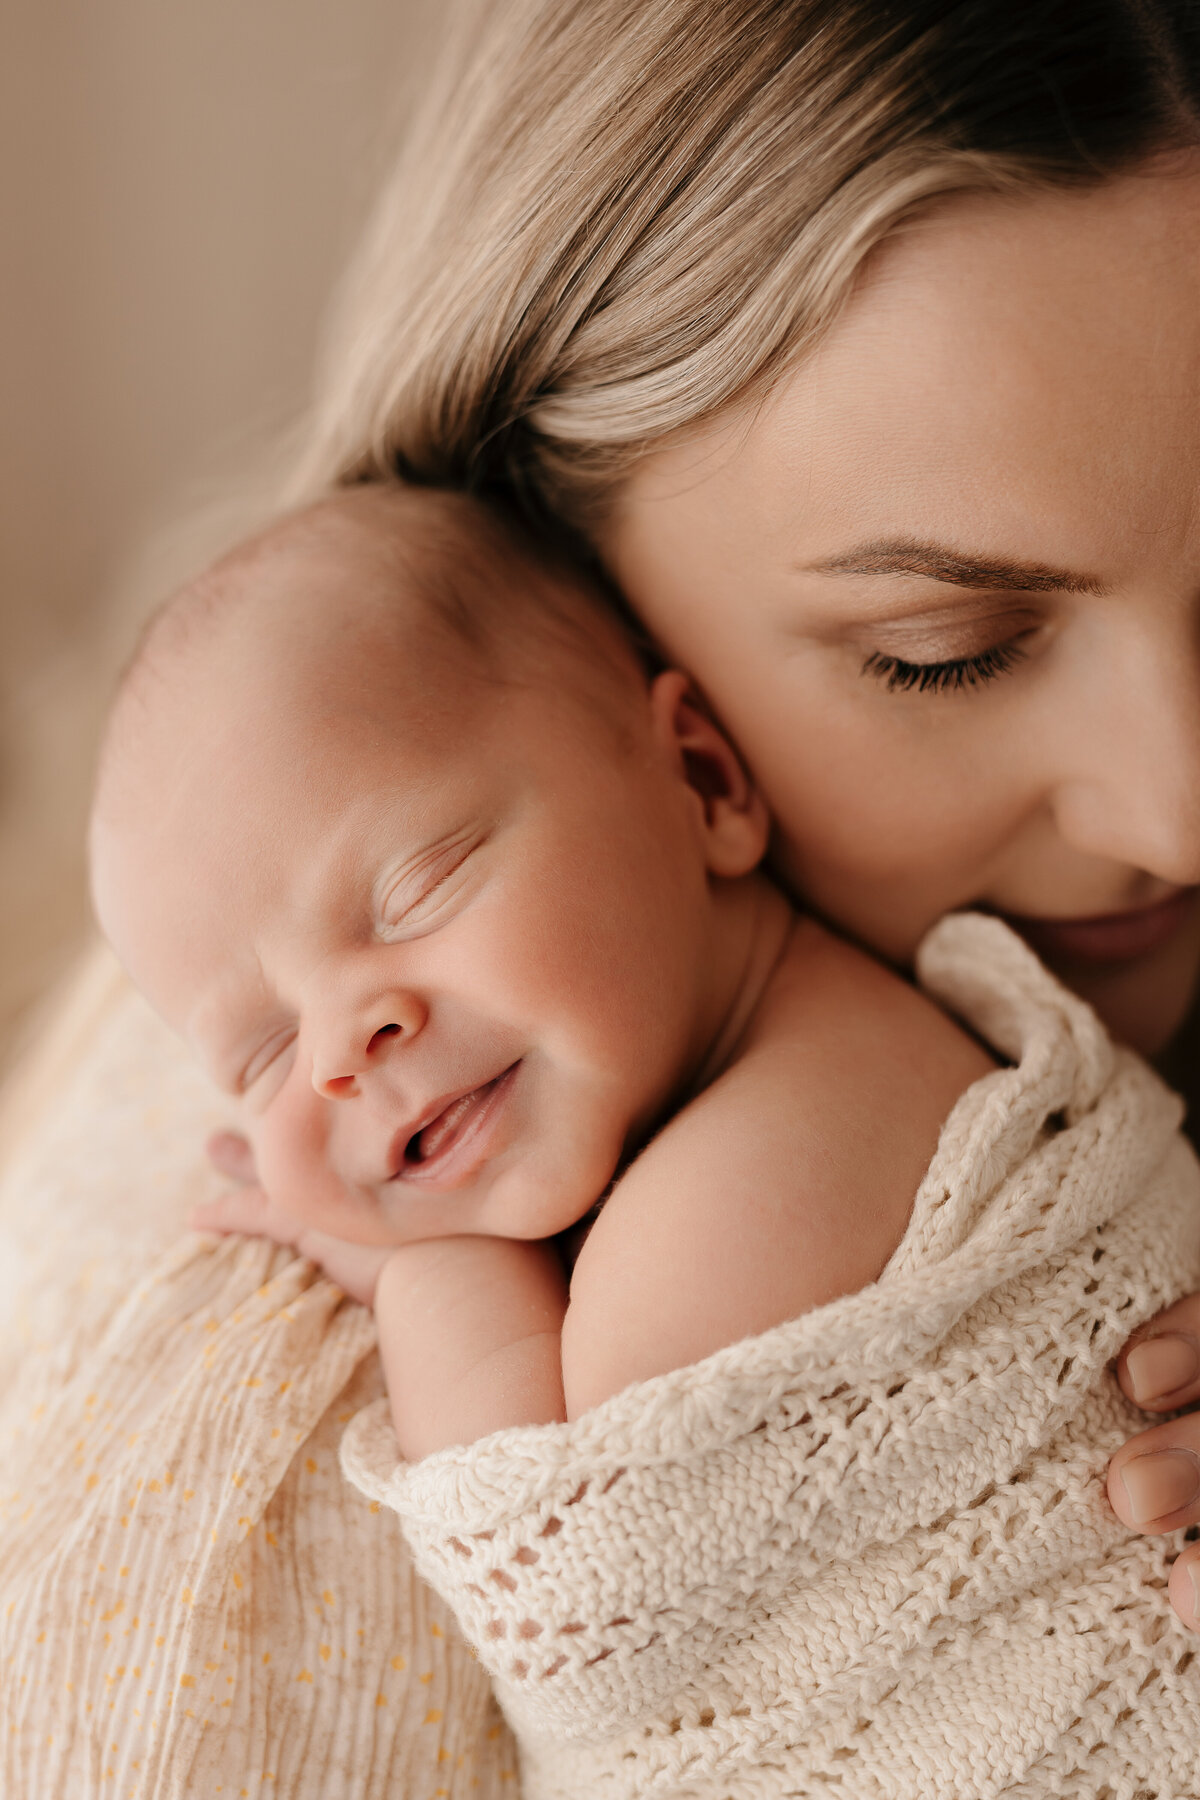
[89,484,989,1454]
[90,485,1200,1800]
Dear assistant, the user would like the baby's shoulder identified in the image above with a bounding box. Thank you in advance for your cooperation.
[564,920,994,1406]
[729,917,996,1192]
[748,914,995,1091]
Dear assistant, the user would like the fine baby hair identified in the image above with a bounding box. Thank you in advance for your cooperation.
[101,483,638,739]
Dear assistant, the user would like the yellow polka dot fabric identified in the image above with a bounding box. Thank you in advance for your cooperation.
[0,947,518,1798]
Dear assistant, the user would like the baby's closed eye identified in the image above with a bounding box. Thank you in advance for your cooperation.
[376,828,487,939]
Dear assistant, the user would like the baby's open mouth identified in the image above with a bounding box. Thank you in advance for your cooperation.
[394,1065,519,1184]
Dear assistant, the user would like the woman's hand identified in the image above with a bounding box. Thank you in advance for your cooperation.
[190,1181,394,1308]
[1108,1300,1200,1631]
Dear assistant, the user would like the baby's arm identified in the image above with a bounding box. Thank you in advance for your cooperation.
[562,917,994,1415]
[191,1184,568,1458]
[374,1237,567,1455]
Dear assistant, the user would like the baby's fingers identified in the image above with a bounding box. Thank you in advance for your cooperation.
[205,1129,258,1185]
[190,1191,388,1306]
[291,1233,393,1308]
[190,1185,293,1243]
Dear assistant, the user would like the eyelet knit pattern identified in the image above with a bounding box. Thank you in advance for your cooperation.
[343,915,1200,1800]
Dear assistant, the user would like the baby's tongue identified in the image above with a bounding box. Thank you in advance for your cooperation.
[412,1086,485,1163]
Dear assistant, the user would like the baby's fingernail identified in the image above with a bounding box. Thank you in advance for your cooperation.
[1119,1450,1200,1525]
[1190,1561,1200,1625]
[1125,1335,1199,1405]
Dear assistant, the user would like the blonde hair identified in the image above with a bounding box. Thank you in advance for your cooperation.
[296,0,1199,538]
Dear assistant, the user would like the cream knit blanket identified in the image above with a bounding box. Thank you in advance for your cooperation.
[342,915,1200,1800]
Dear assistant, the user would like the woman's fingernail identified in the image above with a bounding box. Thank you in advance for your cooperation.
[1125,1335,1200,1405]
[1119,1450,1200,1524]
[1190,1561,1200,1625]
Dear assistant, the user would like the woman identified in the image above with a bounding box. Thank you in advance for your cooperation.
[292,0,1200,1617]
[2,1,1198,1793]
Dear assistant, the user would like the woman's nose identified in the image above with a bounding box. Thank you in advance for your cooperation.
[1051,644,1200,887]
[309,988,428,1100]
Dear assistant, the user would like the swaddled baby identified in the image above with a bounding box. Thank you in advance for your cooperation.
[90,484,987,1451]
[91,485,1200,1800]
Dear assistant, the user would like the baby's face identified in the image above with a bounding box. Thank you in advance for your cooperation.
[93,561,739,1249]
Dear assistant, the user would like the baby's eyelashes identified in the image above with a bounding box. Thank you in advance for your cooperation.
[238,1028,298,1093]
[376,828,488,941]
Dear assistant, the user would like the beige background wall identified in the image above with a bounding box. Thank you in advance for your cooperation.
[0,0,439,1067]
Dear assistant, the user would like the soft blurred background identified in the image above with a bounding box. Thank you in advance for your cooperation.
[0,0,439,1071]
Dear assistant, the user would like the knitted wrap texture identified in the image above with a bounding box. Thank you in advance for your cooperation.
[342,915,1200,1800]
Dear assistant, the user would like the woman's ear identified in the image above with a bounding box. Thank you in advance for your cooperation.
[649,670,769,877]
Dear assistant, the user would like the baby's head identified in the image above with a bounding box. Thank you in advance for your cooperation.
[90,486,769,1246]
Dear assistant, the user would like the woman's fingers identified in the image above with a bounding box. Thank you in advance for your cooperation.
[1107,1308,1200,1632]
[1168,1540,1200,1632]
[205,1129,258,1185]
[1115,1299,1200,1411]
[1108,1414,1200,1628]
[1107,1409,1200,1532]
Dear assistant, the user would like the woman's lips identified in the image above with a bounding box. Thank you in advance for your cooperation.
[390,1064,519,1188]
[998,888,1199,968]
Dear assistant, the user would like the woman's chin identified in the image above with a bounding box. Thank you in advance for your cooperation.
[1043,908,1200,1058]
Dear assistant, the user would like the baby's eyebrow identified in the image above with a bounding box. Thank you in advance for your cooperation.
[802,537,1109,596]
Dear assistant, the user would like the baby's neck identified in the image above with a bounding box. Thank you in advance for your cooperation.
[685,873,795,1101]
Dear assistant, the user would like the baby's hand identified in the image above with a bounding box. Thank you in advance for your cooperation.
[190,1185,393,1308]
[205,1129,258,1186]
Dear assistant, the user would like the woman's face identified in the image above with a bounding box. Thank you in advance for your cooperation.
[605,163,1200,1054]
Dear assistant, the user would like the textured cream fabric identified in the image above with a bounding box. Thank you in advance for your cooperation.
[344,916,1200,1800]
[0,949,517,1799]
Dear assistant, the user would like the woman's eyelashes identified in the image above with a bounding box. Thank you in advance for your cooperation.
[861,638,1029,695]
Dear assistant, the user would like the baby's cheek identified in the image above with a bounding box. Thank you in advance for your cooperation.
[250,1083,340,1225]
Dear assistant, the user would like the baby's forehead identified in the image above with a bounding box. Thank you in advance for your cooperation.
[101,487,646,820]
[144,496,457,688]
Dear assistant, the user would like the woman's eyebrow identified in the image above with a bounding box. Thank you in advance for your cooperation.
[801,537,1109,596]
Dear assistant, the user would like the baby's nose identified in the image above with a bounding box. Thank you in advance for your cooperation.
[310,993,427,1099]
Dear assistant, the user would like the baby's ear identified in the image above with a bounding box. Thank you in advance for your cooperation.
[649,670,769,877]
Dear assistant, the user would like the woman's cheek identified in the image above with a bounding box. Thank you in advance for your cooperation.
[749,702,1029,957]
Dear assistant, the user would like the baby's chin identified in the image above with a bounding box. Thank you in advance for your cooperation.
[369,1158,603,1250]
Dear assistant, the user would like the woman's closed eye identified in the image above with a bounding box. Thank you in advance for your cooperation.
[861,637,1030,695]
